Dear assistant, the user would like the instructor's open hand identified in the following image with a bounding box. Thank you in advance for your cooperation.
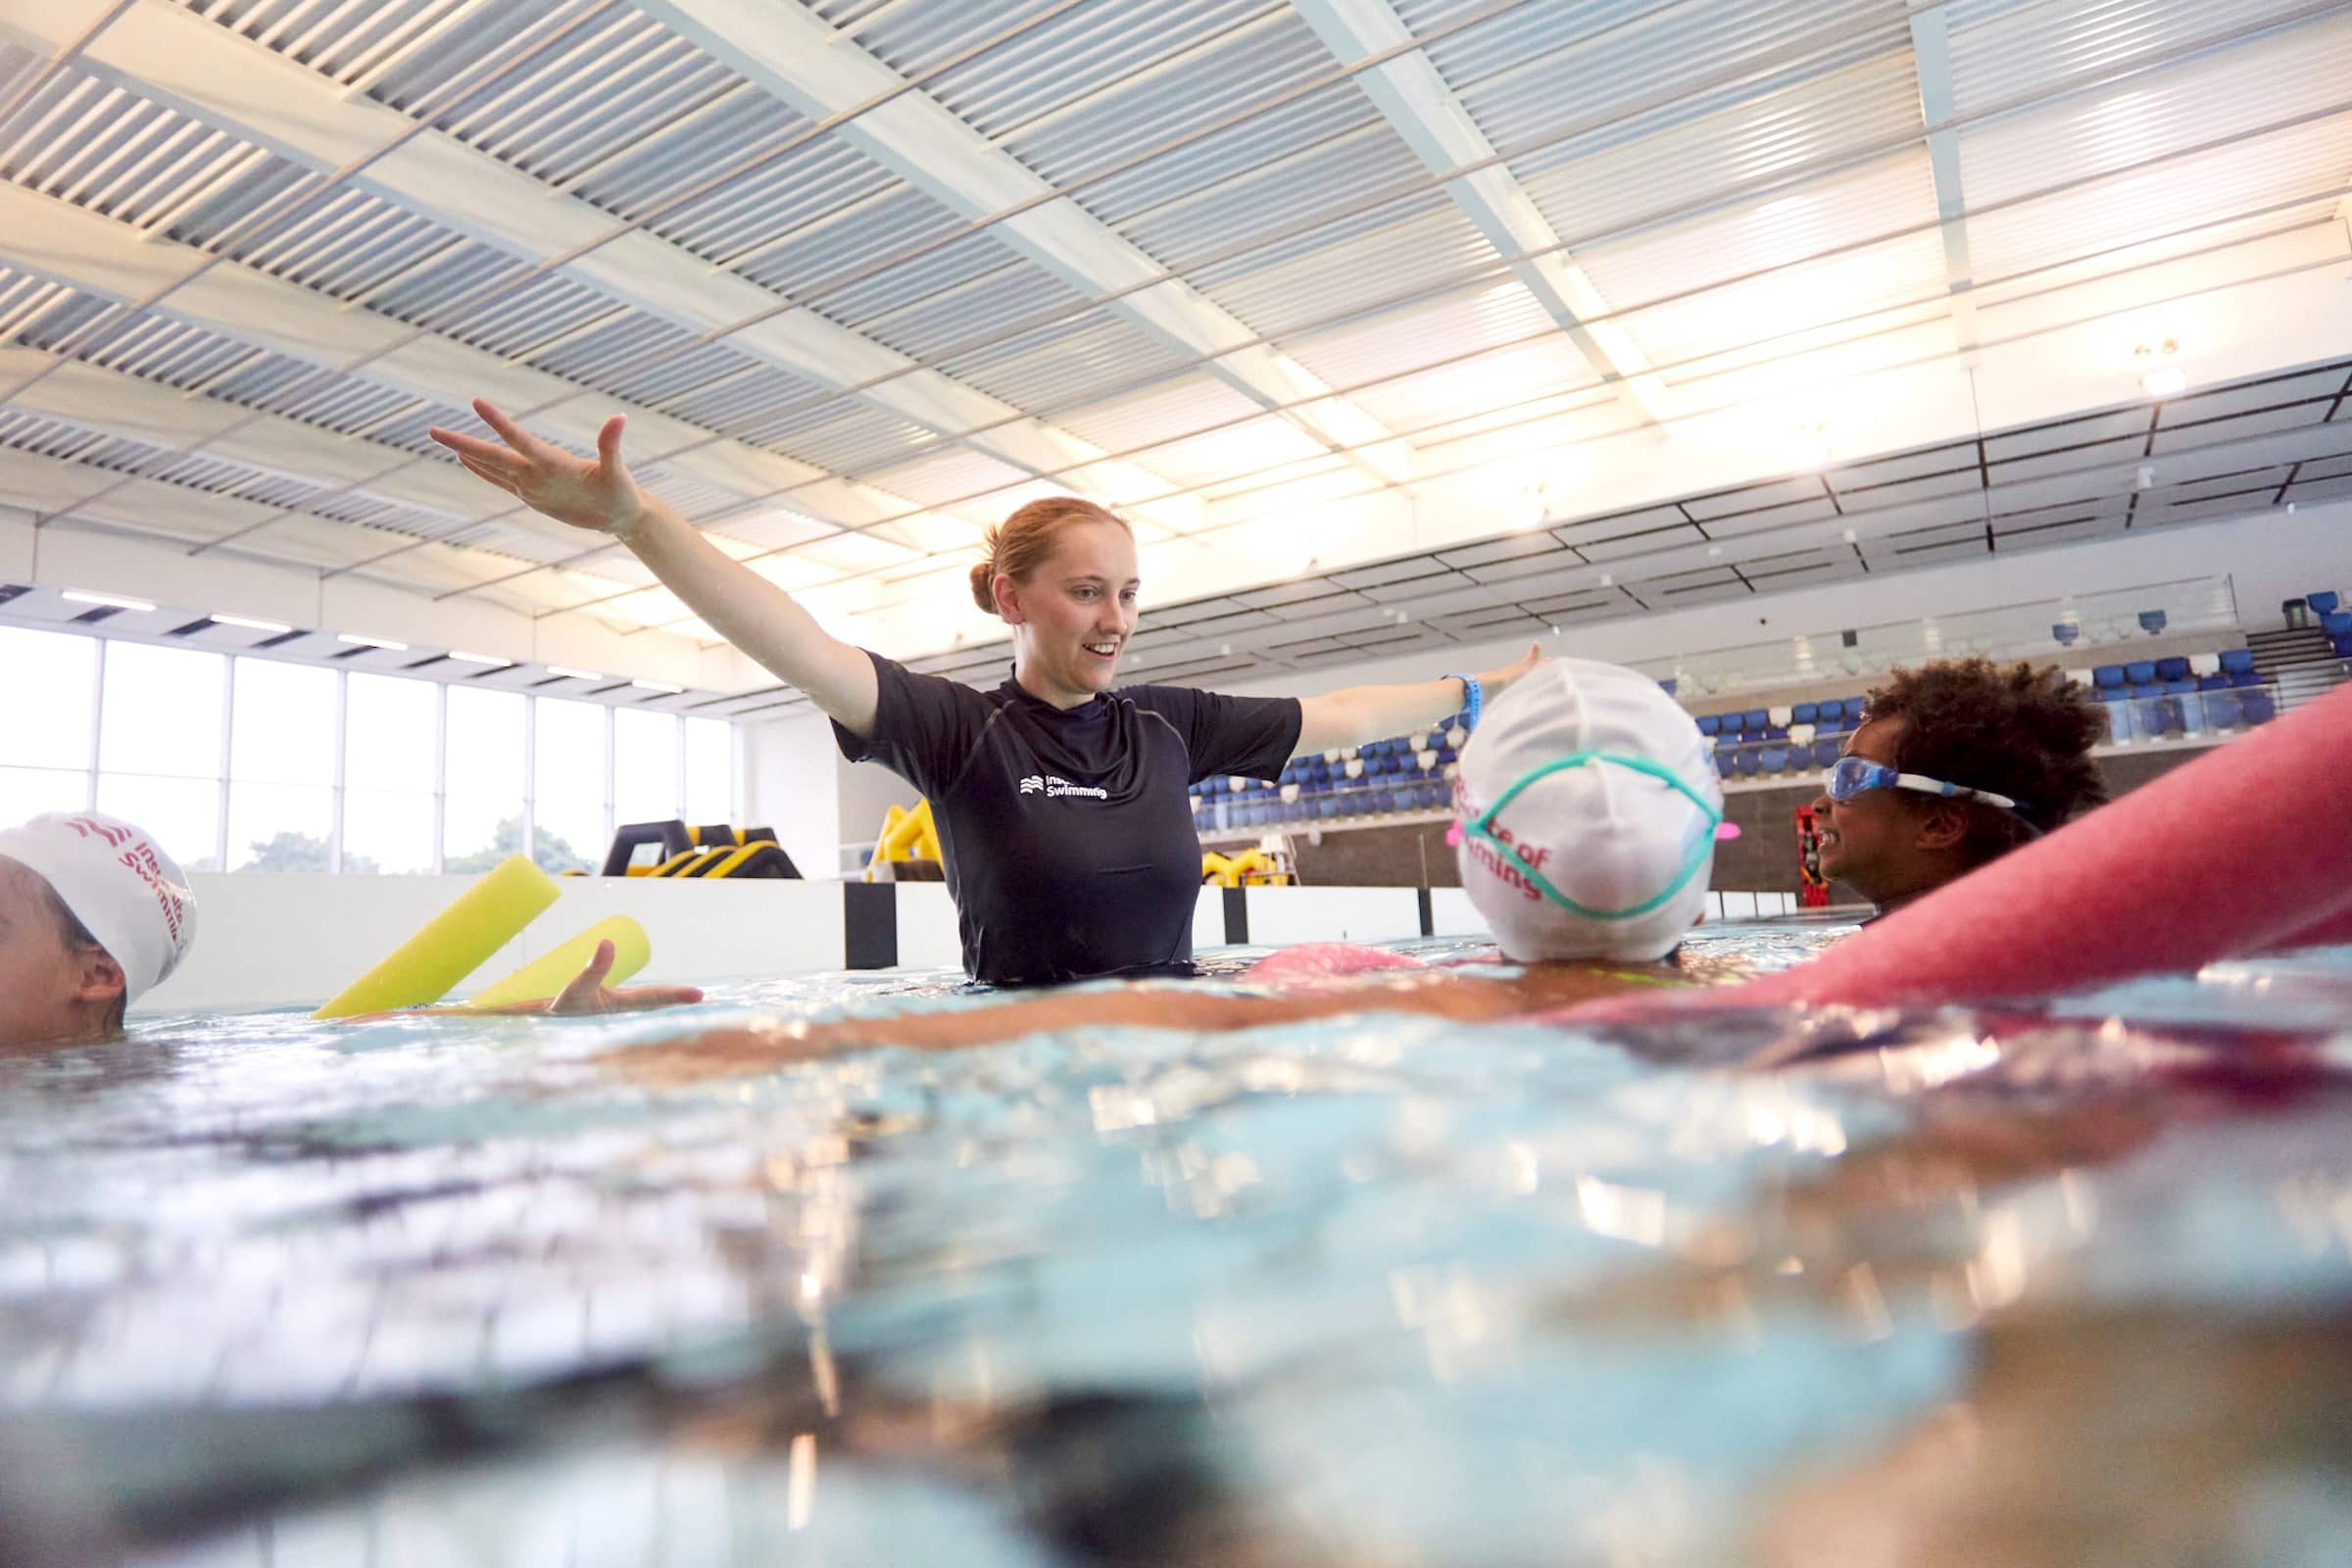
[429,399,647,538]
[1480,642,1544,701]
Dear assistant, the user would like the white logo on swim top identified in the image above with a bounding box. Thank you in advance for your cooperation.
[1017,772,1107,801]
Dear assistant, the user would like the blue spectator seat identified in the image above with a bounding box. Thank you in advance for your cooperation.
[2241,692,2278,724]
[2093,664,2126,688]
[2197,674,2227,691]
[1735,750,1760,777]
[2311,590,2341,614]
[2321,611,2352,636]
[1742,709,1769,731]
[2130,683,2163,699]
[2202,693,2241,730]
[1791,703,1817,723]
[1811,738,1840,768]
[2219,649,2255,674]
[2332,633,2352,658]
[2229,669,2261,688]
[1697,714,1721,735]
[1843,697,1867,720]
[1760,746,1788,773]
[2126,661,2156,684]
[2162,678,2197,695]
[2154,656,2189,681]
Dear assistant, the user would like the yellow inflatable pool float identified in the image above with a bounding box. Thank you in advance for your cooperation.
[866,798,941,879]
[312,854,558,1018]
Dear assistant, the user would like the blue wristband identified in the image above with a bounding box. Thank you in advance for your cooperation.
[1445,673,1482,732]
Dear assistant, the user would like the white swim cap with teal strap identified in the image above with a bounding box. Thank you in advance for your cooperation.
[0,811,199,1004]
[1453,659,1723,962]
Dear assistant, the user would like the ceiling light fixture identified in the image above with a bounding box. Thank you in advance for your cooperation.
[62,589,155,612]
[210,613,292,633]
[448,651,512,667]
[545,665,601,681]
[2134,338,2184,397]
[632,679,684,694]
[337,633,407,651]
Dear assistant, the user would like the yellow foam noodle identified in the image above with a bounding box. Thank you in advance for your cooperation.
[311,854,559,1018]
[466,914,651,1008]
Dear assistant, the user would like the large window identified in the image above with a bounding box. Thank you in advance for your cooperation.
[612,709,679,827]
[97,642,225,872]
[685,717,733,824]
[0,626,96,823]
[343,674,437,875]
[0,627,734,876]
[532,699,607,875]
[226,659,337,872]
[444,687,526,873]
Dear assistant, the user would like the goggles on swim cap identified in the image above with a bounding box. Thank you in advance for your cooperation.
[1459,751,1723,920]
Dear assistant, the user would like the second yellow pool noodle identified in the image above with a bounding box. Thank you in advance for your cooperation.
[311,854,559,1018]
[466,914,651,1007]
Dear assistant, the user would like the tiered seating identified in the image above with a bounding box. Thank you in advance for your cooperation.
[1202,627,2298,833]
[1190,710,1468,832]
[1698,690,1870,779]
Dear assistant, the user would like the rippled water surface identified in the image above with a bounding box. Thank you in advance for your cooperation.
[4,923,2350,1566]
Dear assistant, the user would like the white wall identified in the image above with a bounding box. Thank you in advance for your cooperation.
[139,871,854,1014]
[741,708,846,879]
[1206,500,2352,705]
[834,756,920,869]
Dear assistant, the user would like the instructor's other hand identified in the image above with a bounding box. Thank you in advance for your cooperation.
[429,399,648,539]
[545,939,705,1015]
[1481,642,1544,700]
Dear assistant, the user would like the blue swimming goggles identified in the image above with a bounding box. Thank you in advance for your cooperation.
[1823,755,2027,816]
[1460,751,1722,920]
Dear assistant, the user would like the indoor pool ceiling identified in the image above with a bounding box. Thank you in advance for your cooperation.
[0,0,2349,685]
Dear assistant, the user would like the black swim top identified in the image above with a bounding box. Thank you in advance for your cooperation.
[835,652,1302,986]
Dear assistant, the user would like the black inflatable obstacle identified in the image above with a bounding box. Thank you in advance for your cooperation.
[602,820,799,879]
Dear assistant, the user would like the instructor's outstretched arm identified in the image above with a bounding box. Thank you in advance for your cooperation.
[1294,643,1542,755]
[428,401,880,736]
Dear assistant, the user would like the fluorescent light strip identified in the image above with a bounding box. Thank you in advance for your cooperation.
[448,651,512,667]
[337,633,408,651]
[210,613,292,633]
[631,679,684,694]
[62,589,155,612]
[545,666,602,680]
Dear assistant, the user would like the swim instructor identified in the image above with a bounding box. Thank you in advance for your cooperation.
[431,402,1538,984]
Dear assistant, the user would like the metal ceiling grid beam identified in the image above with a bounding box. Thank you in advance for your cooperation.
[11,0,1183,532]
[0,178,900,547]
[634,0,1417,490]
[589,212,2352,636]
[0,346,503,529]
[1289,0,1667,427]
[709,0,2352,463]
[1909,3,1979,359]
[0,441,622,611]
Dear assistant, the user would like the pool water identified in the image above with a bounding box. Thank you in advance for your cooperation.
[3,923,2349,1566]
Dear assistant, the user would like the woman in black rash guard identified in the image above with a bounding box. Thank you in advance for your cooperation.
[430,403,1536,984]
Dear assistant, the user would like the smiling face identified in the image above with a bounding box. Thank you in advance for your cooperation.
[1810,715,1971,908]
[997,518,1140,709]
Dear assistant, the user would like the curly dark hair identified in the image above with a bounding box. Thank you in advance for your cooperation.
[1863,658,2110,867]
